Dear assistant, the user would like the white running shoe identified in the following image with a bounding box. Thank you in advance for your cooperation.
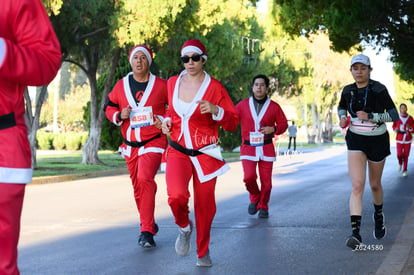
[175,220,193,256]
[403,171,408,177]
[197,251,212,267]
[397,165,402,172]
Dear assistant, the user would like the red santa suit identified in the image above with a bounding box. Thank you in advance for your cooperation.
[165,70,238,258]
[236,96,288,212]
[0,0,61,273]
[105,72,168,234]
[392,114,414,173]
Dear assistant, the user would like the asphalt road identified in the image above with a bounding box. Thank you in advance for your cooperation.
[18,146,414,275]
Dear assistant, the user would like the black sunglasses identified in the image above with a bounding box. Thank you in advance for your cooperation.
[181,54,202,63]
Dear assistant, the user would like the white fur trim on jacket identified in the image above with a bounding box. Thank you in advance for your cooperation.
[0,167,32,184]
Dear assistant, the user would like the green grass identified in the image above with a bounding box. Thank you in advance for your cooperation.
[34,151,126,177]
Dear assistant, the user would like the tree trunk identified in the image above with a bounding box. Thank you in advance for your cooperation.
[316,109,322,144]
[82,125,102,164]
[308,102,317,144]
[297,96,309,142]
[81,48,121,165]
[24,85,49,169]
[82,72,102,165]
[323,109,333,143]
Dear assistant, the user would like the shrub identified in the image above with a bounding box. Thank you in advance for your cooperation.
[52,133,66,150]
[37,131,54,150]
[65,132,82,150]
[100,119,123,150]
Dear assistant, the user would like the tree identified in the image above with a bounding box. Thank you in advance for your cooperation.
[24,86,49,169]
[273,0,414,82]
[303,34,353,143]
[393,73,414,105]
[49,0,122,164]
[257,2,359,143]
[21,0,65,169]
[91,48,131,151]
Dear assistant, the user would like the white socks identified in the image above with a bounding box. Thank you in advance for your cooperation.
[181,224,191,232]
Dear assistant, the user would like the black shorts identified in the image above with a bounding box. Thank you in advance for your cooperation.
[345,130,390,162]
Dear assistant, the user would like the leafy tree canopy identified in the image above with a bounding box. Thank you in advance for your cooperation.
[272,0,414,82]
[42,0,63,15]
[49,0,120,64]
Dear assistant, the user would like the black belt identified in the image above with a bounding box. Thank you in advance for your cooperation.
[243,139,273,146]
[123,134,161,148]
[169,141,203,157]
[0,112,16,130]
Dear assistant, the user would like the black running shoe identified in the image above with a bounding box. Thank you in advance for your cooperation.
[138,231,156,248]
[346,234,362,250]
[258,208,269,219]
[154,223,159,234]
[373,213,386,240]
[248,203,259,215]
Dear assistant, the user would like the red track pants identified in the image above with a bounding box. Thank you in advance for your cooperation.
[0,183,25,275]
[165,148,216,258]
[242,159,273,211]
[125,149,161,234]
[396,142,412,172]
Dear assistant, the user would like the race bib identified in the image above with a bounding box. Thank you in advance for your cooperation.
[249,132,264,146]
[130,107,153,128]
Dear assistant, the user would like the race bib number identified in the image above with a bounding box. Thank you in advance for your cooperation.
[130,107,153,128]
[249,132,264,146]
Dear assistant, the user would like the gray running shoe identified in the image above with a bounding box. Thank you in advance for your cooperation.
[258,208,269,218]
[248,202,259,215]
[138,231,156,248]
[197,251,212,267]
[346,234,362,250]
[175,220,193,256]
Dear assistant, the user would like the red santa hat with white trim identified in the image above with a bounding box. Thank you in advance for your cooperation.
[129,45,153,66]
[181,39,208,60]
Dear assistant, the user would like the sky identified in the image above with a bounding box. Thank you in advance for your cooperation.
[364,47,395,96]
[256,0,267,13]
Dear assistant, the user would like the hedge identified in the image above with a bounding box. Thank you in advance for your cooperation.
[37,130,88,150]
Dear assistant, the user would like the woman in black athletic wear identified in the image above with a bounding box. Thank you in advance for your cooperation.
[337,54,399,250]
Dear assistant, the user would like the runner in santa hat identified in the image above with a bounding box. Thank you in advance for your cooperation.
[236,74,288,219]
[392,103,414,176]
[104,44,168,248]
[162,39,238,267]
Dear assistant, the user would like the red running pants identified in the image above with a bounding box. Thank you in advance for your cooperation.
[242,159,273,211]
[125,149,162,234]
[165,148,216,258]
[396,142,412,172]
[0,183,25,275]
